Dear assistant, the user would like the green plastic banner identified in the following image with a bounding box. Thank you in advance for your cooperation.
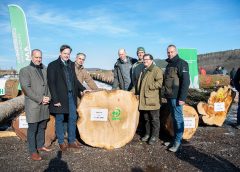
[178,48,199,89]
[8,4,31,73]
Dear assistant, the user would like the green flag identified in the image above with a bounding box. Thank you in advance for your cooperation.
[8,4,31,72]
[178,48,199,89]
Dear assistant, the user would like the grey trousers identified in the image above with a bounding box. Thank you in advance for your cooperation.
[27,119,47,154]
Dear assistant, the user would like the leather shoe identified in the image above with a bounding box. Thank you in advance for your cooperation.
[31,153,42,161]
[141,135,150,142]
[37,146,52,152]
[59,143,68,151]
[68,141,81,149]
[148,136,157,145]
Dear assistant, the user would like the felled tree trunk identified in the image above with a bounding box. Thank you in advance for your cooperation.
[11,113,56,147]
[197,86,235,126]
[160,103,199,140]
[0,95,24,123]
[1,79,19,99]
[77,90,139,149]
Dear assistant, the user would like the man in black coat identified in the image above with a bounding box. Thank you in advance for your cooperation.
[163,44,190,152]
[47,45,86,151]
[234,67,240,129]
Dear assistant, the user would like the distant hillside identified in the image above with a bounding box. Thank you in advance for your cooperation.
[154,59,167,69]
[198,49,240,73]
[154,49,240,73]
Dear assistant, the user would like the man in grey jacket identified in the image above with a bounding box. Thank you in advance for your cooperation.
[19,49,51,161]
[112,48,137,90]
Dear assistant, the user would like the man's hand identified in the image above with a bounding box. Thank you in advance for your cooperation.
[54,102,61,107]
[81,90,92,96]
[42,96,50,105]
[179,100,185,105]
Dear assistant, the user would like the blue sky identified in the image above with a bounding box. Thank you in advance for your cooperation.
[0,0,240,70]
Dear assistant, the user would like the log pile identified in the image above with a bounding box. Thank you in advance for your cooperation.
[77,90,139,149]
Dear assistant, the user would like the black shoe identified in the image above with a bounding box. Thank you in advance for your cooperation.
[148,136,157,145]
[141,135,150,142]
[235,124,240,129]
[168,142,180,152]
[163,141,173,148]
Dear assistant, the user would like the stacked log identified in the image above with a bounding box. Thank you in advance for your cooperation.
[77,90,139,149]
[197,86,235,126]
[199,74,230,89]
[0,95,24,123]
[160,104,199,140]
[11,113,56,147]
[1,79,19,99]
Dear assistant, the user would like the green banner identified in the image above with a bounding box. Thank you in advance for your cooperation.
[178,48,199,89]
[8,4,31,73]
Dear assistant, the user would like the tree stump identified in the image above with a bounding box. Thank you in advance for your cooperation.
[160,103,199,140]
[77,90,139,149]
[11,113,56,147]
[197,86,235,126]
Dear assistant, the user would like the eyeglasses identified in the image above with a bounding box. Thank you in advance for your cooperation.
[143,59,151,61]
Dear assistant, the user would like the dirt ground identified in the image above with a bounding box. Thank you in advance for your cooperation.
[0,101,240,172]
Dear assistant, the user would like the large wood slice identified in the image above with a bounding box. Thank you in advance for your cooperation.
[197,86,235,126]
[77,90,139,149]
[11,113,56,147]
[160,104,199,140]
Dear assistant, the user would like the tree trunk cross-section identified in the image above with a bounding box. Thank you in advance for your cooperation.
[160,104,199,140]
[197,86,235,126]
[77,90,139,149]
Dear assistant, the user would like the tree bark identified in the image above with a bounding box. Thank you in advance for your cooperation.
[0,95,24,123]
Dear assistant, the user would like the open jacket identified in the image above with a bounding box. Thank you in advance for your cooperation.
[47,57,86,114]
[75,62,98,90]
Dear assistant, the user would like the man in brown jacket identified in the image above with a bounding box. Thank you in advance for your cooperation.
[75,53,99,90]
[136,54,163,145]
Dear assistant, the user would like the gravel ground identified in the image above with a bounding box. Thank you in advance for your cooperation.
[0,90,239,172]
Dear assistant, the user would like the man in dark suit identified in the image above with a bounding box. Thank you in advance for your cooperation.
[47,45,86,151]
[19,49,51,161]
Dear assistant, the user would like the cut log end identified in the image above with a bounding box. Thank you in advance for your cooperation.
[197,86,235,126]
[77,90,139,149]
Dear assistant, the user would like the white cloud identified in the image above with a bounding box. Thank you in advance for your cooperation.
[27,6,131,35]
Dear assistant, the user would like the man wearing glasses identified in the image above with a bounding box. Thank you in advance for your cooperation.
[136,54,163,145]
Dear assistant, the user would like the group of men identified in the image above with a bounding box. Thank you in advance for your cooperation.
[112,45,190,152]
[19,45,98,161]
[19,44,191,161]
